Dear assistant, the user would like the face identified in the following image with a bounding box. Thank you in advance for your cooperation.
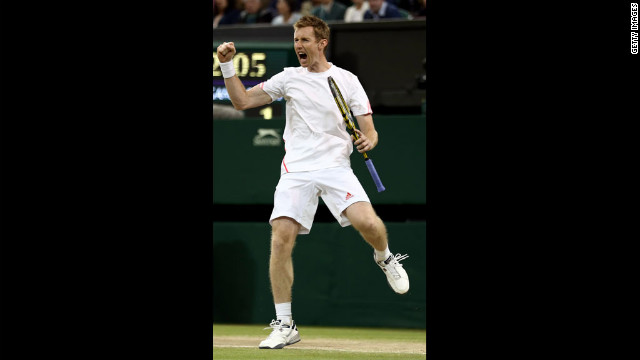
[293,26,327,68]
[215,0,228,11]
[276,0,290,14]
[368,0,382,12]
[243,0,261,13]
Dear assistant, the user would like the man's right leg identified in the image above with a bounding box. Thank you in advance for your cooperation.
[269,216,300,306]
[259,216,302,349]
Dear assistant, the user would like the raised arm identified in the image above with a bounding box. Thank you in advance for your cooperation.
[216,42,273,110]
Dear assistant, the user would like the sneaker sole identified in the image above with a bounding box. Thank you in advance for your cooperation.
[382,270,410,295]
[259,337,300,349]
[387,281,410,295]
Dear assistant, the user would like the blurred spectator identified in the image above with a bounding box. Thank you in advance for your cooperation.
[389,0,422,17]
[213,0,241,27]
[266,0,281,18]
[299,0,320,16]
[344,0,369,22]
[271,0,303,25]
[363,0,404,20]
[238,0,274,24]
[311,0,347,21]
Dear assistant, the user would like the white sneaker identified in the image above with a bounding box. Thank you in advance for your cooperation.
[258,319,301,349]
[375,253,410,294]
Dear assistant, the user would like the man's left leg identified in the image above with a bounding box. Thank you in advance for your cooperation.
[343,202,388,250]
[343,202,410,294]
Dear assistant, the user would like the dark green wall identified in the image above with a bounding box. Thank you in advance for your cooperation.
[213,221,426,329]
[213,115,426,328]
[213,115,426,204]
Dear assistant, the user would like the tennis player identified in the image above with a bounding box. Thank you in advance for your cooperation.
[216,15,410,350]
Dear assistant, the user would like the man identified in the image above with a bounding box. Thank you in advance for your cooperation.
[238,0,274,24]
[215,15,410,350]
[310,0,347,21]
[344,0,370,22]
[363,0,405,20]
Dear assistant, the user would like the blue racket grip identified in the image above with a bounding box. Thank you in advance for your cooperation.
[365,159,386,192]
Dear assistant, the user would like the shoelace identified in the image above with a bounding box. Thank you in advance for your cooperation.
[263,319,283,331]
[262,320,283,340]
[393,253,409,262]
[385,253,409,278]
[263,319,293,336]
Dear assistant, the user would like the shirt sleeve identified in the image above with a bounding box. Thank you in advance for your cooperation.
[260,69,288,102]
[348,74,373,116]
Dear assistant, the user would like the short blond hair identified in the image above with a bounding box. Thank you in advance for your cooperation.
[294,15,330,53]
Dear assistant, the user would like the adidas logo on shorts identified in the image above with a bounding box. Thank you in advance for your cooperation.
[345,192,353,200]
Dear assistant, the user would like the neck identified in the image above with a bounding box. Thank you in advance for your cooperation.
[306,58,331,73]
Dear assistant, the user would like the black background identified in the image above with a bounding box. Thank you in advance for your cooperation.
[2,1,637,359]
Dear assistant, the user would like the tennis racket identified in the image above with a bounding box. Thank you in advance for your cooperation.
[327,76,385,192]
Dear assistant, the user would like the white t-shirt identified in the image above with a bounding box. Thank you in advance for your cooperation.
[344,2,370,22]
[271,12,303,25]
[259,63,372,174]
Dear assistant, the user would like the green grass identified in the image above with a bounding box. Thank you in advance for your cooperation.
[213,323,425,341]
[213,324,426,360]
[213,347,426,360]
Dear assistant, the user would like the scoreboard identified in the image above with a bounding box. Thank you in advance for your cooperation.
[213,42,299,120]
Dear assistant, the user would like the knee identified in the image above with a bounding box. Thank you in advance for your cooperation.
[354,216,382,235]
[271,234,294,253]
[271,218,298,253]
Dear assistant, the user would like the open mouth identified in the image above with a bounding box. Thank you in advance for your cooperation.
[298,52,308,60]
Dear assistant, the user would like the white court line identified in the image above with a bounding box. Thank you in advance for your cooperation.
[213,344,426,355]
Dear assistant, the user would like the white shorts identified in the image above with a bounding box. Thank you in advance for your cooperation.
[269,166,371,235]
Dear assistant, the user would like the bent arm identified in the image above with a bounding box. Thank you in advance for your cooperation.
[224,75,273,110]
[355,114,378,149]
[217,41,273,110]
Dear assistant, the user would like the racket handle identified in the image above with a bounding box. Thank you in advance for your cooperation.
[365,159,386,192]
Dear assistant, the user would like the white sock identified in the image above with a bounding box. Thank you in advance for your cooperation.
[375,246,392,262]
[275,302,292,325]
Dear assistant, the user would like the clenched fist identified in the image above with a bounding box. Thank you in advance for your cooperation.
[216,42,236,63]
